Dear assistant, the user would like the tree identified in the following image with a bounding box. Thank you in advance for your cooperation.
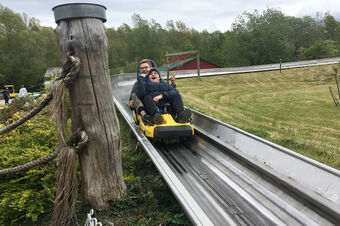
[229,8,295,65]
[287,15,325,55]
[0,5,62,88]
[0,5,27,86]
[199,30,224,66]
[324,14,340,42]
[297,40,337,60]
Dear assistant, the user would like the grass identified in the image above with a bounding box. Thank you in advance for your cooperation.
[32,113,190,225]
[72,113,191,225]
[176,65,340,169]
[5,64,338,225]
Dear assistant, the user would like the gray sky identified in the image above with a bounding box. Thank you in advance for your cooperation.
[1,0,340,32]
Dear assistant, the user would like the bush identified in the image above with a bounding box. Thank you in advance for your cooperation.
[1,96,36,123]
[297,40,338,60]
[0,111,57,225]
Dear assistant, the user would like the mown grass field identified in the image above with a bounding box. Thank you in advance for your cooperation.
[177,65,340,169]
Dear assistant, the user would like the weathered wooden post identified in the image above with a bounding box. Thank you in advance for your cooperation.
[53,3,126,210]
[197,50,200,80]
[166,50,170,83]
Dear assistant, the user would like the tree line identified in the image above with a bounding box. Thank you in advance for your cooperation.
[0,5,62,89]
[1,5,340,88]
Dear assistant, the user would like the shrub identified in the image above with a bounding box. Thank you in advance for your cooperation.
[1,96,35,123]
[0,111,57,225]
[297,40,338,60]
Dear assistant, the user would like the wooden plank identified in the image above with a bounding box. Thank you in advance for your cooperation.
[165,50,198,57]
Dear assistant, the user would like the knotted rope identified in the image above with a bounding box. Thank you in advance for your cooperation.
[50,54,82,225]
[0,54,82,175]
[0,51,85,226]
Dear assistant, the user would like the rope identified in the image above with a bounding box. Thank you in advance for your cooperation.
[74,130,89,152]
[0,54,80,136]
[0,93,52,135]
[0,130,88,176]
[0,150,58,176]
[0,43,88,226]
[1,46,84,226]
[0,53,82,175]
[50,52,83,226]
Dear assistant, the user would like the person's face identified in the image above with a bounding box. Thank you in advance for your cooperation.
[149,71,160,83]
[140,62,151,74]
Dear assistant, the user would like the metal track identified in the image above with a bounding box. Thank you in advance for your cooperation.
[111,71,340,225]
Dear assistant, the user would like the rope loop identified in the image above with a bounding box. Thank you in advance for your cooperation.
[0,54,82,175]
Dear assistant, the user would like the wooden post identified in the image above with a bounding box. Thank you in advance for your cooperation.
[335,70,340,100]
[197,50,200,80]
[53,3,126,210]
[166,50,170,83]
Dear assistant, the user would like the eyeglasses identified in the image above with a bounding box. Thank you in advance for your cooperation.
[140,66,149,70]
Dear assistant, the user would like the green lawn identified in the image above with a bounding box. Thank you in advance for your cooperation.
[177,65,340,169]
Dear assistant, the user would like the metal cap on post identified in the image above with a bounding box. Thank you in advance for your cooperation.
[52,3,106,23]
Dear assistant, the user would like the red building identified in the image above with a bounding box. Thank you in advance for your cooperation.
[158,56,222,71]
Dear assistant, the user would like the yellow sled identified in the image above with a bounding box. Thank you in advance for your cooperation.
[133,109,194,143]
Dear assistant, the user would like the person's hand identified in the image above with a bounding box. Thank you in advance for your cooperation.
[153,94,163,103]
[129,100,135,108]
[170,72,176,81]
[170,72,176,85]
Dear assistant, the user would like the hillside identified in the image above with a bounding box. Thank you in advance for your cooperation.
[178,65,340,169]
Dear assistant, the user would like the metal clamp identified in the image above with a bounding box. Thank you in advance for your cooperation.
[53,3,106,23]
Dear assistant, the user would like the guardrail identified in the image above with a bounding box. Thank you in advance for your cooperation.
[113,57,340,79]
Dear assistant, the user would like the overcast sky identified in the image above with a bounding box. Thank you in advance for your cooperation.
[1,0,340,32]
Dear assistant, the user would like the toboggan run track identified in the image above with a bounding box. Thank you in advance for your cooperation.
[110,58,340,225]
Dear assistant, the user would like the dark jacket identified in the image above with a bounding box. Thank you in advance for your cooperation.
[129,59,157,102]
[136,76,179,106]
[3,89,9,98]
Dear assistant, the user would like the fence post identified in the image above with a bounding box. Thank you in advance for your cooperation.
[197,50,200,80]
[166,50,170,83]
[53,3,126,210]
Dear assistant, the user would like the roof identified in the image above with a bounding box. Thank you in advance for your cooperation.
[44,67,62,77]
[157,56,222,71]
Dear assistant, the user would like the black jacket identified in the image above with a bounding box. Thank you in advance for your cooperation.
[136,76,179,104]
[129,59,157,101]
[2,89,9,98]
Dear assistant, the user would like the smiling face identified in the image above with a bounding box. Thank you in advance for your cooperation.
[149,70,160,83]
[140,62,151,75]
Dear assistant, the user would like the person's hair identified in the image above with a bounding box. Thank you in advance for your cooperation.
[139,59,152,67]
[147,68,160,77]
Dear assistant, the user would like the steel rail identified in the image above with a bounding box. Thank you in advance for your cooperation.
[110,65,340,225]
[164,57,340,79]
